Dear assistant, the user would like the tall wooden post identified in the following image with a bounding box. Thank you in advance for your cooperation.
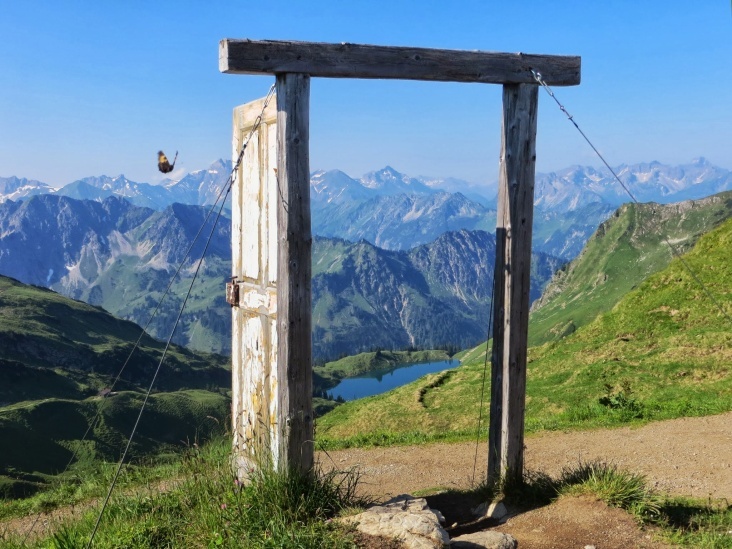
[488,83,538,485]
[276,73,314,473]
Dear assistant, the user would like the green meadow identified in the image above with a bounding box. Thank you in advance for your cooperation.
[315,215,732,447]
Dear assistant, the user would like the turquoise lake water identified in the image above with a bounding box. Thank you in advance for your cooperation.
[328,359,459,401]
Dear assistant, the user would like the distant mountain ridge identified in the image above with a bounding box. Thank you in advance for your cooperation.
[311,230,561,359]
[5,157,729,210]
[1,159,730,358]
[530,190,732,345]
[3,158,730,259]
[535,158,732,213]
[0,176,55,202]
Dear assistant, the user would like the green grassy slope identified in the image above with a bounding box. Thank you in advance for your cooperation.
[0,275,229,402]
[316,215,732,446]
[0,275,230,498]
[524,214,732,431]
[529,191,732,346]
[74,254,231,356]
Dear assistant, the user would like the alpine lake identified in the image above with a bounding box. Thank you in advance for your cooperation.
[329,359,459,401]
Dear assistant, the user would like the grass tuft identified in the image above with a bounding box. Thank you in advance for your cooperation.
[557,461,661,520]
[475,461,732,547]
[1,436,369,548]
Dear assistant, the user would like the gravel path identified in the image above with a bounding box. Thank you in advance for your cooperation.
[320,411,732,501]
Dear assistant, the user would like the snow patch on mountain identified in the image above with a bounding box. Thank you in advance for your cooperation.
[0,176,56,203]
[535,158,732,213]
[360,166,435,195]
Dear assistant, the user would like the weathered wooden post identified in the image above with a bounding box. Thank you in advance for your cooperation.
[275,73,314,473]
[488,84,539,485]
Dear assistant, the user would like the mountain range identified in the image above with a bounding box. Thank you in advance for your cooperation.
[5,157,729,213]
[0,159,233,211]
[0,194,560,360]
[312,230,561,359]
[4,158,731,259]
[535,158,732,213]
[0,195,232,355]
[1,158,730,359]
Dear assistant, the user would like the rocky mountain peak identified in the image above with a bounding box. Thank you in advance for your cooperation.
[360,166,434,195]
[0,176,55,203]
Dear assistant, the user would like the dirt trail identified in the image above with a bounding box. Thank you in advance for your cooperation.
[320,412,732,548]
[320,412,732,501]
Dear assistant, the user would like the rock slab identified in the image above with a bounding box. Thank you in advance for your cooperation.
[340,495,450,548]
[450,530,517,548]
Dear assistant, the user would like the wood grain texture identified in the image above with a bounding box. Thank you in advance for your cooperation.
[231,96,279,479]
[488,83,538,485]
[220,39,580,86]
[276,73,314,473]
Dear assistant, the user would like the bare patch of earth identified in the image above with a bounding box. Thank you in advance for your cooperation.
[319,412,732,547]
[1,503,91,543]
[491,495,669,549]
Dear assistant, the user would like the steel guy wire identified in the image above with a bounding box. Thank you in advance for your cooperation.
[471,280,495,487]
[531,69,731,325]
[472,175,510,487]
[85,173,236,549]
[21,197,230,547]
[6,84,274,547]
[21,160,230,546]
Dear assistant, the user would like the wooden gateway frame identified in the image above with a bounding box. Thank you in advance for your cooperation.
[220,39,581,483]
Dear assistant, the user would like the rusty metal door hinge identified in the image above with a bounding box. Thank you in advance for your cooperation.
[226,276,240,307]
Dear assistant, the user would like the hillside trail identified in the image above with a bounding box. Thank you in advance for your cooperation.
[320,411,732,548]
[3,412,730,547]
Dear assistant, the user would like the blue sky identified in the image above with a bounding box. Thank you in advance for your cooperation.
[1,1,730,188]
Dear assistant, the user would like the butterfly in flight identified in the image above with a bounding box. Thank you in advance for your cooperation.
[158,150,178,174]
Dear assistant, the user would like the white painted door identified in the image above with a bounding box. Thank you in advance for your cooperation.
[230,96,279,476]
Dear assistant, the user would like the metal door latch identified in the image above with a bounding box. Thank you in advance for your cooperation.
[226,276,240,307]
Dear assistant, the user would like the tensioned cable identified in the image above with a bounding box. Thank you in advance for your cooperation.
[85,83,276,548]
[471,280,495,487]
[85,179,235,549]
[21,156,234,545]
[21,83,276,546]
[472,157,512,488]
[531,70,731,325]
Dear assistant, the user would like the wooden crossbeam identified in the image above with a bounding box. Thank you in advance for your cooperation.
[220,39,580,86]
